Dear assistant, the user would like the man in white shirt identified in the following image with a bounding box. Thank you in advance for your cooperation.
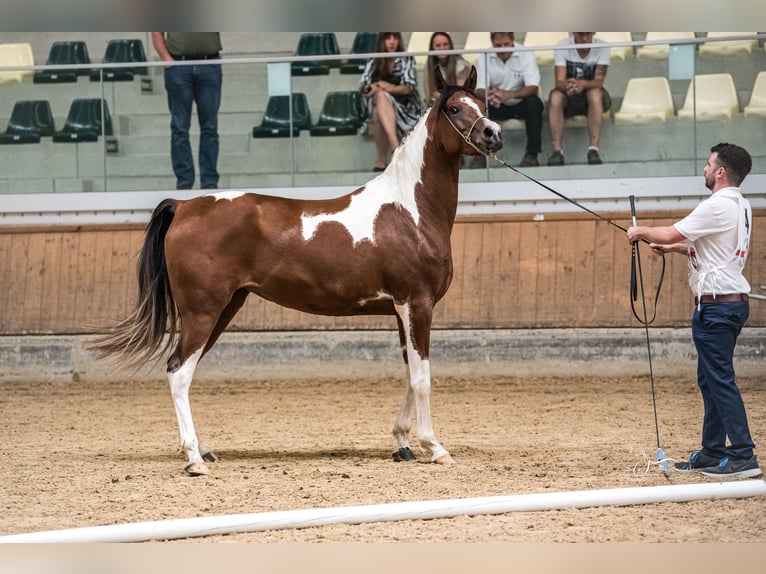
[475,32,544,167]
[547,32,611,166]
[627,143,760,479]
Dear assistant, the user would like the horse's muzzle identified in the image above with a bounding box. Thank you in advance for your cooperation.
[480,121,503,154]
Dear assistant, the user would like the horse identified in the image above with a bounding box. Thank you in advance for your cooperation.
[88,66,503,476]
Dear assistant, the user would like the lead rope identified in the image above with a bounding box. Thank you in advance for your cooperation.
[629,195,669,476]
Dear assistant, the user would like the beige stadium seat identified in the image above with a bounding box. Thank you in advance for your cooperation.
[463,32,491,65]
[636,32,696,60]
[699,32,759,57]
[614,77,675,124]
[523,32,569,66]
[743,71,766,118]
[0,43,35,85]
[677,73,739,120]
[594,32,633,62]
[407,32,435,67]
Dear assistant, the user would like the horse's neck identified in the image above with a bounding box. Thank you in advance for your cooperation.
[391,112,461,221]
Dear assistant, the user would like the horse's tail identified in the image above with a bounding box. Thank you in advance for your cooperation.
[87,198,179,370]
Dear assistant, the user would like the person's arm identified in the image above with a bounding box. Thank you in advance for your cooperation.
[151,32,174,62]
[553,65,568,92]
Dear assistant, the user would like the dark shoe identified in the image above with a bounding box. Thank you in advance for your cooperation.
[373,166,385,172]
[202,183,218,189]
[701,455,762,479]
[520,153,539,167]
[674,449,722,472]
[547,150,564,166]
[587,149,603,164]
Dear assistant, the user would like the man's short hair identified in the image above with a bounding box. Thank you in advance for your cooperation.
[711,142,752,186]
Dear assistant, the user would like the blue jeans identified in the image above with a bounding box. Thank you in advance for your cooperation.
[692,301,754,460]
[164,62,222,189]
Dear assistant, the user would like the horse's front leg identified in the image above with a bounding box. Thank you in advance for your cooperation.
[167,346,210,476]
[393,302,454,465]
[392,314,417,461]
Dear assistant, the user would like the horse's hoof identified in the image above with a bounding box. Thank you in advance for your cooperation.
[393,447,417,462]
[202,451,218,463]
[184,462,210,476]
[434,453,456,465]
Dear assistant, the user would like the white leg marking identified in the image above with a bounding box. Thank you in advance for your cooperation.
[394,303,449,462]
[168,347,205,466]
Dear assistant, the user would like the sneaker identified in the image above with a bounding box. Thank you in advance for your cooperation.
[701,455,762,479]
[587,149,603,164]
[547,150,564,166]
[674,449,722,472]
[520,153,539,167]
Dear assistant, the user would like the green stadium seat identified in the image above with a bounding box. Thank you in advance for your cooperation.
[252,93,312,138]
[33,41,90,83]
[52,98,113,142]
[339,32,378,75]
[291,33,340,76]
[310,91,366,136]
[0,100,55,144]
[90,39,147,82]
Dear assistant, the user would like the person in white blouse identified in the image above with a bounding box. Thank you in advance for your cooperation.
[475,32,544,167]
[627,143,760,479]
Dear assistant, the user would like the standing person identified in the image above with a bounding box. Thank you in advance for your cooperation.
[359,32,422,172]
[627,143,760,479]
[152,32,222,190]
[547,32,611,166]
[474,32,544,167]
[422,32,471,108]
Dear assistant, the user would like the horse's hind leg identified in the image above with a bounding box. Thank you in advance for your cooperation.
[392,314,417,462]
[394,302,454,465]
[168,289,248,476]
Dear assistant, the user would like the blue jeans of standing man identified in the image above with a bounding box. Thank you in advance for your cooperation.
[692,300,754,461]
[164,62,222,189]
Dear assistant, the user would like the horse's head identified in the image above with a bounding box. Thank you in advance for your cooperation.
[434,65,503,157]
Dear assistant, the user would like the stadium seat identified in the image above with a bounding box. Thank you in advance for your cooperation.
[699,32,759,57]
[594,32,633,62]
[614,77,675,124]
[743,71,766,118]
[677,74,739,121]
[90,39,147,82]
[291,33,340,76]
[0,42,34,84]
[340,32,378,75]
[0,100,55,144]
[252,93,312,138]
[635,32,696,60]
[462,32,491,66]
[406,32,437,67]
[522,32,569,66]
[310,91,366,136]
[52,98,113,142]
[34,41,90,83]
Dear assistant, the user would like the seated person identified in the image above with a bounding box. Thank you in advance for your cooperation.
[475,32,544,167]
[359,32,423,172]
[547,32,611,166]
[422,32,471,107]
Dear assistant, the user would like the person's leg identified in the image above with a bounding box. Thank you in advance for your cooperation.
[194,63,222,189]
[585,87,605,148]
[372,91,398,168]
[547,89,566,153]
[164,65,195,189]
[692,302,755,460]
[513,96,544,155]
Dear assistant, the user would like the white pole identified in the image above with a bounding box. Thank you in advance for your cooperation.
[2,480,764,543]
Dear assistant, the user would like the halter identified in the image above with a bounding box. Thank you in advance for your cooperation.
[441,108,487,155]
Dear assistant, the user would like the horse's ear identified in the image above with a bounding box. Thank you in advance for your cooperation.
[465,65,477,90]
[434,65,447,92]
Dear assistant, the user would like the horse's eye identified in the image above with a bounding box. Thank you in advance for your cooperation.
[448,105,459,115]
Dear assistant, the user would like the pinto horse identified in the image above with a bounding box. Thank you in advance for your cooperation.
[89,66,503,475]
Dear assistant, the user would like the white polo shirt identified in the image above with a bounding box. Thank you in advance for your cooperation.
[475,47,540,106]
[674,187,752,298]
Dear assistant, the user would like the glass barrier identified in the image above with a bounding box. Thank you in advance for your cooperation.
[0,33,764,197]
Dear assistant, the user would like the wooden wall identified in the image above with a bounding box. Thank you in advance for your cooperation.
[1,210,764,335]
